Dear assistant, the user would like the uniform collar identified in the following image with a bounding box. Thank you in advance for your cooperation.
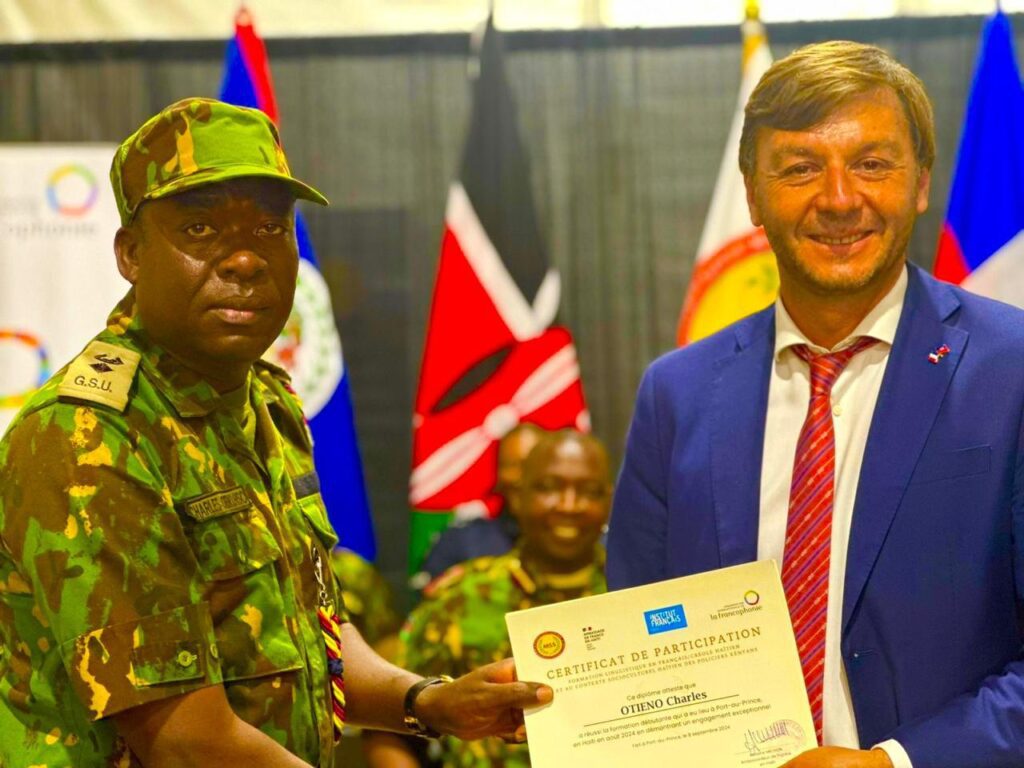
[105,290,267,418]
[509,547,607,595]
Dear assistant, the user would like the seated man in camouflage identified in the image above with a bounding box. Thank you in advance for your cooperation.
[0,98,550,768]
[396,429,612,767]
[415,423,544,589]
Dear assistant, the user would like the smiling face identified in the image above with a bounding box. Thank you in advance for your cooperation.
[744,87,930,310]
[114,177,298,391]
[511,432,611,575]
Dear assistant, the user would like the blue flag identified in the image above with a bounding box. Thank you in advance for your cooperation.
[934,10,1024,309]
[218,11,376,559]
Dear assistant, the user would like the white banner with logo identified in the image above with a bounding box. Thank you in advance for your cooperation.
[0,145,124,435]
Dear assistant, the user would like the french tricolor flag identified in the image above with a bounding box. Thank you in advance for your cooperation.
[219,9,376,559]
[934,10,1024,305]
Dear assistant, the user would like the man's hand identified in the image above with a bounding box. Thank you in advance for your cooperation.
[780,747,894,768]
[413,658,553,742]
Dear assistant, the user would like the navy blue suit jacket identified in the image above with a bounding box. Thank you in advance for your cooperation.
[608,265,1024,767]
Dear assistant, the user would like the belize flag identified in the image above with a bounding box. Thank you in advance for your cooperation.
[934,10,1024,305]
[219,8,376,560]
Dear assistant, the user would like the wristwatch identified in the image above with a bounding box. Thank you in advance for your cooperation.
[403,675,454,738]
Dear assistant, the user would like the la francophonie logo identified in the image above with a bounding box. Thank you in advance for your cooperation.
[46,164,99,217]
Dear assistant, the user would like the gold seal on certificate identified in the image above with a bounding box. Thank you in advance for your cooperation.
[506,560,816,767]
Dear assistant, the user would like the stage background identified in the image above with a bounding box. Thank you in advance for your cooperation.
[0,14,1005,592]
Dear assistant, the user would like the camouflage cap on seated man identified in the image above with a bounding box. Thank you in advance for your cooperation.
[110,97,328,226]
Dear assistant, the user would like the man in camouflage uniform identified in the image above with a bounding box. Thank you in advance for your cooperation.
[0,98,550,768]
[395,430,611,768]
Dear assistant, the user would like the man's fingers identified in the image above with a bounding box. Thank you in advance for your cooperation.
[533,684,553,705]
[474,658,553,706]
[491,680,552,707]
[480,657,517,684]
[499,725,528,744]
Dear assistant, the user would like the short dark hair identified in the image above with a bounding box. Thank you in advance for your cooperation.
[520,429,610,489]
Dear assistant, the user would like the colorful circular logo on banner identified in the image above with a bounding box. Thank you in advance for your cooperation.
[0,330,51,410]
[46,164,99,217]
[744,590,761,606]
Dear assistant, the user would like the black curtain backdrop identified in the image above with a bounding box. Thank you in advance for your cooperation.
[0,14,1007,593]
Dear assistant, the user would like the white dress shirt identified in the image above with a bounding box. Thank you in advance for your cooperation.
[758,266,912,768]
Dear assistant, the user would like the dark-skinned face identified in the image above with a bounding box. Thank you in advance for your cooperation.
[114,178,298,392]
[511,434,611,574]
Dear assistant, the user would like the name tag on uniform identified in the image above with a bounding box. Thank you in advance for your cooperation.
[183,487,250,521]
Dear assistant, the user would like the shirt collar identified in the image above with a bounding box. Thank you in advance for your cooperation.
[773,265,907,360]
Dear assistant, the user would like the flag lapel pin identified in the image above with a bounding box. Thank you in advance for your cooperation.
[928,344,951,364]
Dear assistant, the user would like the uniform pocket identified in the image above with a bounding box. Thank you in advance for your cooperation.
[179,494,304,682]
[293,471,339,550]
[186,505,283,581]
[65,603,222,719]
[131,640,205,687]
[297,496,340,550]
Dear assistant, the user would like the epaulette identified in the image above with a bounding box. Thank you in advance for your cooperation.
[255,359,307,412]
[254,360,312,451]
[423,555,505,598]
[57,340,140,412]
[255,357,303,402]
[422,563,467,598]
[507,558,537,595]
[254,356,293,382]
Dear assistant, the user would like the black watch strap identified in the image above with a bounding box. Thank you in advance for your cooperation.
[402,675,454,738]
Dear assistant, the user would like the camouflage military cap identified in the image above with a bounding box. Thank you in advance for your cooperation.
[110,97,328,225]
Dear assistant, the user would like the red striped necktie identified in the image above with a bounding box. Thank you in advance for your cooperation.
[784,336,878,745]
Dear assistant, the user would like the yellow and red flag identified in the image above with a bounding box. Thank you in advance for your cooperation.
[676,5,777,346]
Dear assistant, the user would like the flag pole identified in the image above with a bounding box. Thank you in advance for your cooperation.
[676,0,776,345]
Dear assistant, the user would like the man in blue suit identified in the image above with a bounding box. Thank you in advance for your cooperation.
[608,41,1024,768]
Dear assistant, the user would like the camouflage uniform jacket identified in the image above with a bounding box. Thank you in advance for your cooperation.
[0,293,348,768]
[398,549,606,768]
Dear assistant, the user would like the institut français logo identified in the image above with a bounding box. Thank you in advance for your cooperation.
[643,604,688,636]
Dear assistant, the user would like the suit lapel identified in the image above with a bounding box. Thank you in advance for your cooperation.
[711,309,775,567]
[842,268,967,630]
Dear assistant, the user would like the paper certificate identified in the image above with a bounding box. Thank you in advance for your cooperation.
[505,560,816,767]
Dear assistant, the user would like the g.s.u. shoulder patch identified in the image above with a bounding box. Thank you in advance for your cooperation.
[57,341,141,411]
